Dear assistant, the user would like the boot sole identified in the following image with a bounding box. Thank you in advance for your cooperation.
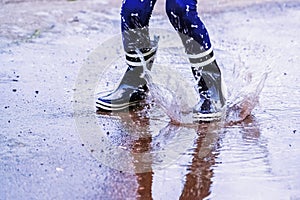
[193,111,223,122]
[97,99,224,122]
[96,99,141,111]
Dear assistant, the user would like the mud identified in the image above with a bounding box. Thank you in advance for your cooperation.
[1,0,300,199]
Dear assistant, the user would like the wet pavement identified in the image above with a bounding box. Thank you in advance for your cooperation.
[1,0,300,199]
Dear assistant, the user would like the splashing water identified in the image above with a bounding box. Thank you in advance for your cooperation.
[225,70,269,123]
[137,37,271,124]
[219,46,272,124]
[137,36,198,124]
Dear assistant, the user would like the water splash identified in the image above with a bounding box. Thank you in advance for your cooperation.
[137,36,199,124]
[225,70,269,123]
[220,46,272,124]
[137,38,271,124]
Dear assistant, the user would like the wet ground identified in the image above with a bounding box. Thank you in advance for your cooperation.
[1,0,300,199]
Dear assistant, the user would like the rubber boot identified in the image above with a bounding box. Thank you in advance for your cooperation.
[96,47,157,111]
[188,47,226,121]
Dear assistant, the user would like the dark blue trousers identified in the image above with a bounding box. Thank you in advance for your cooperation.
[121,0,212,54]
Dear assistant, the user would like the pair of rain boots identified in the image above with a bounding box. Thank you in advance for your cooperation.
[96,46,226,121]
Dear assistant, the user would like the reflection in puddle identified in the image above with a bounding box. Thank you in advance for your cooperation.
[96,107,270,199]
[96,109,218,199]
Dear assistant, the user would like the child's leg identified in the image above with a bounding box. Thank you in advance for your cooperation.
[166,0,226,120]
[96,0,158,111]
[166,0,211,54]
[121,0,157,52]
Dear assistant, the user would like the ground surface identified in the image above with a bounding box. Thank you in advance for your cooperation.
[1,0,300,199]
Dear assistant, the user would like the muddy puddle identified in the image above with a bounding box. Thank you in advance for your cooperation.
[1,0,300,199]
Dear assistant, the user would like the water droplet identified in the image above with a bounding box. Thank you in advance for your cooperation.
[56,167,64,172]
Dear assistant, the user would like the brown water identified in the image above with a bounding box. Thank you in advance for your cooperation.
[1,0,300,199]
